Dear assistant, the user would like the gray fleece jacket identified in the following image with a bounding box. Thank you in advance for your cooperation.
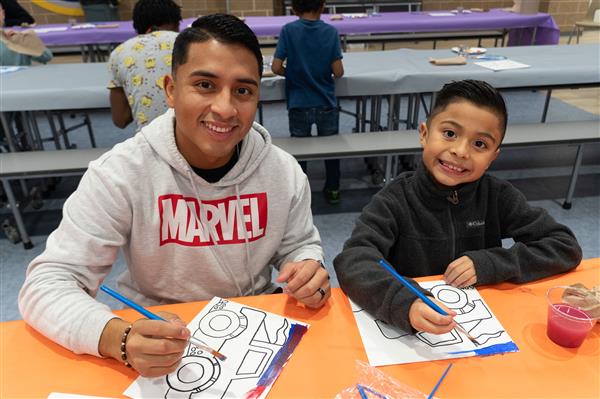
[334,162,582,333]
[19,109,323,356]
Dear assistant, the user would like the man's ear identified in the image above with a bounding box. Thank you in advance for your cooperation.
[418,122,428,147]
[164,74,175,108]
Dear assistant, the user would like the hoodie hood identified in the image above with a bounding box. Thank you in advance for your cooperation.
[141,108,272,186]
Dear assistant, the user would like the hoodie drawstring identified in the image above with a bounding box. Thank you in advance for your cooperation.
[186,170,245,297]
[234,183,255,295]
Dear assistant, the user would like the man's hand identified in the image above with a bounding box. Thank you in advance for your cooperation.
[444,255,477,288]
[99,311,190,377]
[408,298,456,334]
[276,260,330,308]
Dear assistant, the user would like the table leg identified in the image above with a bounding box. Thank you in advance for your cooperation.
[1,179,33,249]
[562,144,584,210]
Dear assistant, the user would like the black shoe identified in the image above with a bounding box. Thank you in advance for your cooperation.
[324,189,340,204]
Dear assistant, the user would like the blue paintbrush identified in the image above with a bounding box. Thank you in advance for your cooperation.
[427,363,453,399]
[378,259,479,345]
[100,284,227,361]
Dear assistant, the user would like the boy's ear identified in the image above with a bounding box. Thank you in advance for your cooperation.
[164,73,175,108]
[418,122,428,147]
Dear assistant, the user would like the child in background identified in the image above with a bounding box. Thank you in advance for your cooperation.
[272,0,344,204]
[107,0,181,131]
[334,80,582,336]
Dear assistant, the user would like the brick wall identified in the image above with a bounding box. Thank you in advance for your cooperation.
[421,0,590,31]
[18,0,277,24]
[17,0,589,32]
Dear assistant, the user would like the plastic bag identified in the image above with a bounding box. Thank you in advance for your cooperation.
[335,360,430,399]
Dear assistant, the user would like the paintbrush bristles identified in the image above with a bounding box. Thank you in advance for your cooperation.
[211,350,227,361]
[454,324,479,345]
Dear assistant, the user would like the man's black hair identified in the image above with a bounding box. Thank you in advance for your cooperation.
[132,0,182,35]
[428,79,508,142]
[292,0,325,14]
[172,14,263,78]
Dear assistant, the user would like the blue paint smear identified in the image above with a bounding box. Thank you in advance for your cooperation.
[255,323,308,386]
[446,341,519,356]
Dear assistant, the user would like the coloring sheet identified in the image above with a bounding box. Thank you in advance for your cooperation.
[351,281,518,366]
[124,297,308,399]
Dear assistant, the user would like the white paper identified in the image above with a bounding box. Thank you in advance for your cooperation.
[0,66,25,74]
[48,394,116,399]
[428,12,456,17]
[33,27,68,33]
[124,297,308,399]
[474,59,531,71]
[342,13,368,18]
[351,281,517,366]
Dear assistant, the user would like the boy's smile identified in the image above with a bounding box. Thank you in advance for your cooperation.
[164,39,260,169]
[419,100,502,189]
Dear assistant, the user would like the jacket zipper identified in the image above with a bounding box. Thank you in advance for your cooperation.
[447,190,458,259]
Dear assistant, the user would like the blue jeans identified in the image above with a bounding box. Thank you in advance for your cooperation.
[288,106,340,191]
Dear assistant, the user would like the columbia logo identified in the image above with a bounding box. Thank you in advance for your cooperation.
[467,220,485,228]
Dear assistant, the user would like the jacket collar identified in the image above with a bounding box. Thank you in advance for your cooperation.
[414,161,480,209]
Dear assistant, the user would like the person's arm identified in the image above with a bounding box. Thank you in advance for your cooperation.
[109,87,134,128]
[107,46,133,128]
[32,48,52,64]
[333,187,432,333]
[272,27,287,77]
[18,161,132,356]
[331,29,344,78]
[267,160,330,308]
[271,57,285,76]
[464,182,582,285]
[331,58,344,78]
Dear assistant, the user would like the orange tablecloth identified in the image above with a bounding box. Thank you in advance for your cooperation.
[2,259,598,398]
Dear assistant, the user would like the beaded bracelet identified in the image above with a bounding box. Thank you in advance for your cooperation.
[120,325,133,368]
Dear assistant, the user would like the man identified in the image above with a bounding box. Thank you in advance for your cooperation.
[108,0,181,130]
[19,14,330,378]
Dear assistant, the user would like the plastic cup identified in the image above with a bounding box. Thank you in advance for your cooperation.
[546,286,595,348]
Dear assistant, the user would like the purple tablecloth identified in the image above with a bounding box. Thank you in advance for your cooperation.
[29,9,558,47]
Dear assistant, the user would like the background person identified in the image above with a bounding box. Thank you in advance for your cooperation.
[107,0,181,130]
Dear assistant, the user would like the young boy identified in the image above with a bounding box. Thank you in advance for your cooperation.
[108,0,181,130]
[19,14,330,378]
[334,80,582,336]
[271,0,344,204]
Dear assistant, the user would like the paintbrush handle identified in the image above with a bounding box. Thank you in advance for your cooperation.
[378,259,448,315]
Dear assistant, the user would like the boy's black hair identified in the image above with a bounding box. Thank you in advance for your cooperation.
[292,0,325,14]
[172,14,263,78]
[428,80,508,142]
[132,0,182,35]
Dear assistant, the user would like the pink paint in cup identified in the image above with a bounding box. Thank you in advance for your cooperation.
[546,286,595,348]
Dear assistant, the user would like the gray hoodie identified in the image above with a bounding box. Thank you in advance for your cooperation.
[18,109,323,356]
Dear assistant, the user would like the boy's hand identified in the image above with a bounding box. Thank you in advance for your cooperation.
[408,298,456,334]
[277,260,330,308]
[444,256,477,288]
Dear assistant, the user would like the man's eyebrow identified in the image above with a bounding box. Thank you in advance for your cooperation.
[189,70,259,87]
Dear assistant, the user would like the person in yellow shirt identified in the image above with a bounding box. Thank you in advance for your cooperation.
[107,0,181,131]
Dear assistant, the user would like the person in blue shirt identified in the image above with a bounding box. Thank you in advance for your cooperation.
[272,0,344,204]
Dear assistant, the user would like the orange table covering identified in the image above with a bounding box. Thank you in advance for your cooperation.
[2,258,598,398]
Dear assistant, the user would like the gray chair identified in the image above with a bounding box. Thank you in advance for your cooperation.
[568,0,600,44]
